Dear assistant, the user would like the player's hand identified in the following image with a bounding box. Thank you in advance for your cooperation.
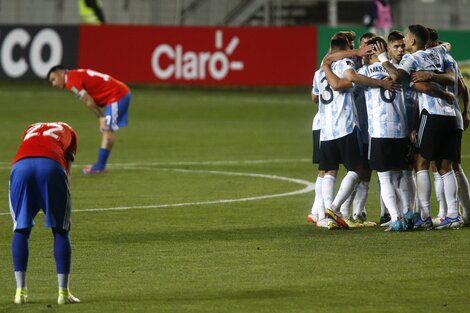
[463,111,470,130]
[442,91,456,104]
[409,129,417,143]
[373,42,386,55]
[411,71,433,83]
[99,117,110,132]
[358,44,375,57]
[381,77,401,91]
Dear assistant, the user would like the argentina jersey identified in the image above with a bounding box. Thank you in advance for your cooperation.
[314,59,357,141]
[359,62,407,138]
[445,53,464,130]
[400,45,455,116]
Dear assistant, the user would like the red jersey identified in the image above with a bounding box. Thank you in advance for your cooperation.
[13,122,78,171]
[65,69,130,106]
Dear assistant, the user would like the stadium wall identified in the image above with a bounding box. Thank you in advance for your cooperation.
[0,25,469,87]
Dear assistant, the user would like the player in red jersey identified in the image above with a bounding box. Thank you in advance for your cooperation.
[47,65,131,174]
[10,122,80,304]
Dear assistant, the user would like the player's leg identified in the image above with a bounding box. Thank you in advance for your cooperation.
[38,159,80,304]
[431,161,447,225]
[453,129,470,225]
[308,130,323,224]
[9,159,43,304]
[84,93,130,174]
[12,228,31,304]
[317,140,339,229]
[53,228,79,304]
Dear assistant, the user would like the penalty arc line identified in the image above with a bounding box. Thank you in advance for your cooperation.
[0,166,315,215]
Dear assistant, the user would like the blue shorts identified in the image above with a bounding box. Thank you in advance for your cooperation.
[9,158,71,231]
[104,92,131,131]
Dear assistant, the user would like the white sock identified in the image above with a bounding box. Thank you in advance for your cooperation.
[312,176,325,220]
[442,170,458,218]
[353,180,369,219]
[340,189,355,219]
[378,171,400,221]
[58,273,70,290]
[413,173,419,214]
[456,170,470,221]
[433,171,447,217]
[311,177,324,216]
[321,175,336,214]
[416,170,431,219]
[392,171,411,215]
[331,171,359,212]
[403,170,415,213]
[378,179,388,216]
[15,271,27,289]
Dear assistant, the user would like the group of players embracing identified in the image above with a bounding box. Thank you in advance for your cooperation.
[307,25,470,232]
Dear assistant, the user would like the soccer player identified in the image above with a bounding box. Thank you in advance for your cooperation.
[316,36,397,229]
[357,36,411,231]
[411,28,470,227]
[47,65,131,174]
[9,122,80,305]
[376,24,460,229]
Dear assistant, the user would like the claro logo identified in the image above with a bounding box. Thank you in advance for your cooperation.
[0,28,62,78]
[151,30,244,81]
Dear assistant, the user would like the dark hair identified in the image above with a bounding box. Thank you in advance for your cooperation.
[366,36,388,50]
[47,65,66,80]
[387,30,404,43]
[330,37,350,51]
[427,28,439,42]
[333,31,356,42]
[407,24,429,47]
[360,32,376,42]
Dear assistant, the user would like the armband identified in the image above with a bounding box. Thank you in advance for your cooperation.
[377,52,389,63]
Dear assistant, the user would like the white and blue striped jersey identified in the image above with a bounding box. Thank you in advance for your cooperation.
[358,62,408,138]
[312,60,358,141]
[311,75,321,131]
[399,45,456,116]
[445,53,464,130]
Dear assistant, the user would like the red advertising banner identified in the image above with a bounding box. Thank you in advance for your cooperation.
[78,25,317,86]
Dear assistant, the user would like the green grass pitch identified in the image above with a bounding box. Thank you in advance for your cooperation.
[0,83,469,312]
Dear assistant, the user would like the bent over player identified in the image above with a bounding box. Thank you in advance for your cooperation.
[47,65,131,174]
[10,122,80,304]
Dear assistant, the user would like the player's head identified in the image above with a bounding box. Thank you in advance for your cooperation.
[426,28,439,48]
[387,30,405,63]
[404,24,429,52]
[359,32,376,48]
[332,31,356,49]
[47,65,66,89]
[364,36,388,64]
[329,37,350,52]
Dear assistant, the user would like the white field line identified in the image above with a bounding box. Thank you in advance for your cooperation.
[0,164,315,215]
[0,158,310,170]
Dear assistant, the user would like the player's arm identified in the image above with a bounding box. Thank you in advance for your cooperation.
[373,42,409,82]
[81,92,110,132]
[322,45,374,64]
[311,93,319,104]
[458,76,470,129]
[321,62,352,91]
[413,81,455,104]
[410,68,455,86]
[344,70,401,91]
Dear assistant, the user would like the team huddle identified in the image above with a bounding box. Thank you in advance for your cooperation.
[307,25,470,232]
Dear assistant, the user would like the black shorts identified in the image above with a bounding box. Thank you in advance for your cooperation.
[318,127,363,172]
[368,137,410,172]
[456,129,462,164]
[312,129,321,164]
[416,110,458,162]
